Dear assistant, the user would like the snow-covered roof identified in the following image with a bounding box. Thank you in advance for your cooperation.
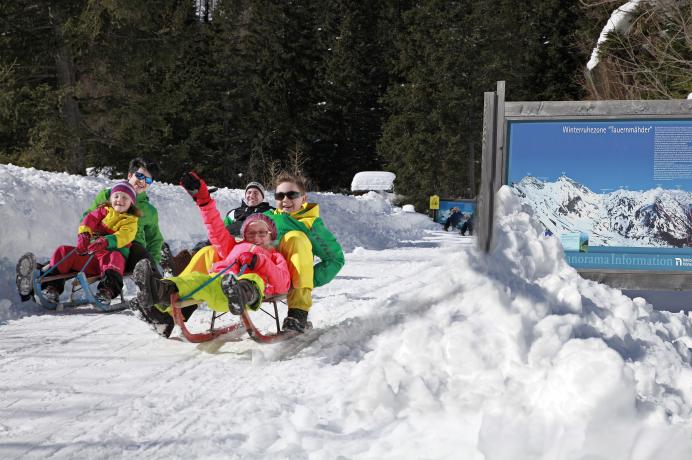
[351,171,396,191]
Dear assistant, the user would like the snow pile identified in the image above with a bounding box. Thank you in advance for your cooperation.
[351,171,396,192]
[318,187,692,458]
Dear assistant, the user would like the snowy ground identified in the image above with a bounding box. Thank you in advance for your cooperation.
[1,164,692,459]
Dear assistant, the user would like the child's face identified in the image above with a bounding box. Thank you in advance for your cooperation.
[275,181,306,213]
[111,191,133,213]
[244,221,272,247]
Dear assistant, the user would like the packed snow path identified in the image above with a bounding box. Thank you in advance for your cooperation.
[0,233,473,459]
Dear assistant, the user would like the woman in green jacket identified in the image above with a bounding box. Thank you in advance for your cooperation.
[85,157,164,274]
[266,172,344,332]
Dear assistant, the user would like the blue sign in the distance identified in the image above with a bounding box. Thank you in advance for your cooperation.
[506,118,692,271]
[436,199,476,225]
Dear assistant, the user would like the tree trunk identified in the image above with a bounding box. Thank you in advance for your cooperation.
[48,6,86,175]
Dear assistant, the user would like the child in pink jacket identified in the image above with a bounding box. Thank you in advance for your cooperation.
[133,172,290,337]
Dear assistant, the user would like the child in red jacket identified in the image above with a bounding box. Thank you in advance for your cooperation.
[133,172,290,338]
[17,181,140,305]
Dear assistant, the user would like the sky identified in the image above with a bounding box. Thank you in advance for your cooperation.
[507,119,692,193]
[1,164,692,459]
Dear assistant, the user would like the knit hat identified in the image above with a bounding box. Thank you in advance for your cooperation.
[245,181,265,199]
[111,181,137,204]
[240,214,277,241]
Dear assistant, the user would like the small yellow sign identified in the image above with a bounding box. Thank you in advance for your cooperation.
[429,195,440,210]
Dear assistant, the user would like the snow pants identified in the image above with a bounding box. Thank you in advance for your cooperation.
[46,245,126,296]
[165,271,265,313]
[179,245,221,276]
[278,231,314,312]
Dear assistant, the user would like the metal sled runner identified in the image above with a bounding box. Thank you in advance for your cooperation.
[169,293,302,343]
[17,251,130,313]
[33,271,130,312]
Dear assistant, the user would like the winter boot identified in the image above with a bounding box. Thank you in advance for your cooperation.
[97,269,124,305]
[94,287,113,305]
[42,285,61,304]
[159,242,174,276]
[221,275,259,315]
[133,260,177,307]
[133,303,175,338]
[133,259,177,338]
[16,252,36,301]
[282,308,310,334]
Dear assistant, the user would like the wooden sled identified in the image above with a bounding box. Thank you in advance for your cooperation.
[170,293,302,344]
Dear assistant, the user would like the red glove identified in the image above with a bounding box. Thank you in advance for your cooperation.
[88,237,108,253]
[237,252,258,270]
[179,171,210,206]
[76,233,91,254]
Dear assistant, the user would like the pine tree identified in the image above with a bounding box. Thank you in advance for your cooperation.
[379,0,590,209]
[307,0,396,190]
[0,1,87,173]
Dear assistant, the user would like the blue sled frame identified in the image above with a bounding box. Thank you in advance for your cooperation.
[32,270,130,313]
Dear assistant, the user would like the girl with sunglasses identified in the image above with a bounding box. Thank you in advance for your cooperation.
[266,172,345,333]
[84,157,164,276]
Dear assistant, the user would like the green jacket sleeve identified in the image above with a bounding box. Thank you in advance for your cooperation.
[83,188,110,217]
[145,206,164,265]
[310,219,344,287]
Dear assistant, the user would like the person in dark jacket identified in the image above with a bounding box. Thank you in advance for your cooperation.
[223,182,275,237]
[443,207,462,231]
[459,213,474,236]
[162,181,274,277]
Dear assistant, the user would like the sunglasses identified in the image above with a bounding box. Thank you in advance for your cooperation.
[134,171,153,185]
[274,191,302,200]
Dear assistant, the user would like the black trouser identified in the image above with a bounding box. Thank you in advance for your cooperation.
[99,269,123,297]
[460,221,473,235]
[125,241,162,277]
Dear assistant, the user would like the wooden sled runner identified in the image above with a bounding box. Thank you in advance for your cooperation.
[170,293,304,344]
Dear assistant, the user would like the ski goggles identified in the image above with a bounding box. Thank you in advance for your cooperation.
[274,191,302,200]
[134,171,154,185]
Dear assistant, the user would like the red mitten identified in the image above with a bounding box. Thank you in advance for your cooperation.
[76,233,91,254]
[237,252,258,270]
[87,237,108,253]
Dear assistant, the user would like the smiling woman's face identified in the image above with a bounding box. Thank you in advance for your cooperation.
[127,167,152,195]
[275,181,306,213]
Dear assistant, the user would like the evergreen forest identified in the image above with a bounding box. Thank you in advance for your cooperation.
[1,0,689,209]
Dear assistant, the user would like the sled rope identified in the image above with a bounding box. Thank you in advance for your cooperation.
[178,262,248,302]
[41,249,95,279]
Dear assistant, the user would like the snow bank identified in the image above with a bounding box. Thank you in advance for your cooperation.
[315,186,692,459]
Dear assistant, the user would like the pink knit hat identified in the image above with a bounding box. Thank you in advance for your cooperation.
[111,181,137,203]
[241,214,277,241]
